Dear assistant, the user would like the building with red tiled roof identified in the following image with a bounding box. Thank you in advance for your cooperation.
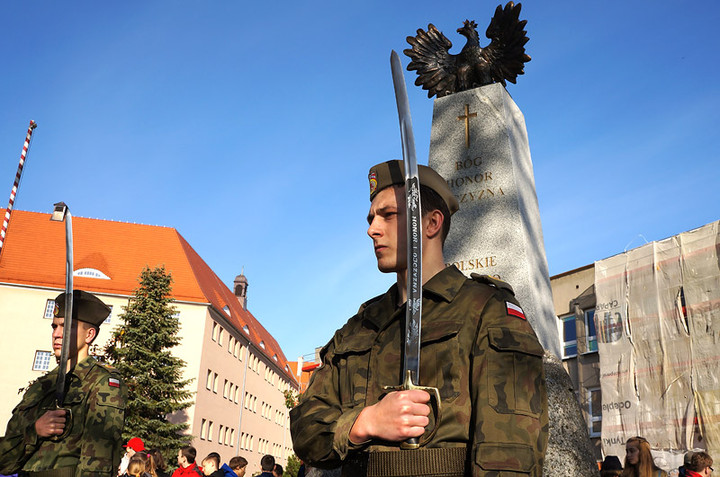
[288,350,323,394]
[0,209,298,471]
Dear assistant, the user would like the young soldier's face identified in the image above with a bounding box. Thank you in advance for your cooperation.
[367,186,407,273]
[51,317,94,360]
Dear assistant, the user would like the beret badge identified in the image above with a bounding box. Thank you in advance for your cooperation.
[368,170,378,196]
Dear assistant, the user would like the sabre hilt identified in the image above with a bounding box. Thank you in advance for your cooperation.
[384,370,442,450]
[43,404,72,442]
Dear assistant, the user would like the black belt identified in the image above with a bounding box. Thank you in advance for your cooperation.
[26,467,76,477]
[343,447,469,477]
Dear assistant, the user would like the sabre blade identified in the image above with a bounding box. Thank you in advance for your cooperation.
[56,213,74,406]
[391,50,422,385]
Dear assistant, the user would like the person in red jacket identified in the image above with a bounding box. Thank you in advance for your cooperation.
[685,452,713,477]
[172,446,203,477]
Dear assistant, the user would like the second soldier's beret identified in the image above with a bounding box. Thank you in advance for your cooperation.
[368,160,459,216]
[54,290,111,327]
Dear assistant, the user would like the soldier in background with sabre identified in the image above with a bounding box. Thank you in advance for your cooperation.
[0,203,127,477]
[290,52,548,477]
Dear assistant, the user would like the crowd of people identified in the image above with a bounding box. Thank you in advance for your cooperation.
[598,437,713,477]
[116,439,258,477]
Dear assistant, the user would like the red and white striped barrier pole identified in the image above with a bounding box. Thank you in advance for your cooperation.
[0,120,38,262]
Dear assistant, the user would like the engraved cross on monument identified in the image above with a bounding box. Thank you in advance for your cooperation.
[457,104,477,148]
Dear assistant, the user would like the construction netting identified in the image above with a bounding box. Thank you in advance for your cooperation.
[594,220,720,469]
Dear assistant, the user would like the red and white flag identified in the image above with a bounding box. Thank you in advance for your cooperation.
[506,302,526,320]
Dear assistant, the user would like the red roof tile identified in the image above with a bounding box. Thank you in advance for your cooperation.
[0,209,297,384]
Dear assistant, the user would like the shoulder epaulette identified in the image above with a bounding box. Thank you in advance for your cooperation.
[357,293,385,314]
[96,361,119,373]
[470,273,515,295]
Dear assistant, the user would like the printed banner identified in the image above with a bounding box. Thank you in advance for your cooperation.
[595,221,720,463]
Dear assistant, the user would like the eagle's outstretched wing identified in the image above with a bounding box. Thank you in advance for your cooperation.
[480,2,531,86]
[404,24,458,99]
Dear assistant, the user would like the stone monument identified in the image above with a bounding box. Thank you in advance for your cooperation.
[427,83,599,476]
[428,83,559,357]
[404,4,600,472]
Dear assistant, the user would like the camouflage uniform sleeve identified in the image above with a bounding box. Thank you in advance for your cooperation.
[0,382,47,474]
[471,291,548,477]
[289,335,366,469]
[76,366,127,477]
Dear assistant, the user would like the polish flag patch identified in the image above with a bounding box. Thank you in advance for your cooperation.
[506,302,526,320]
[109,378,120,388]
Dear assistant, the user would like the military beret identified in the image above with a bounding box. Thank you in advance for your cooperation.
[368,160,459,216]
[54,290,111,327]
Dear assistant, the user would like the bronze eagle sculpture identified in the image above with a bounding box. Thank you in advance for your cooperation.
[404,2,531,99]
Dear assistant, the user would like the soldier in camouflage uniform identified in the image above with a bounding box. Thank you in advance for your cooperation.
[0,290,127,477]
[290,160,548,477]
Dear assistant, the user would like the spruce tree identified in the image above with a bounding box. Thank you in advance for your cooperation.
[104,265,193,460]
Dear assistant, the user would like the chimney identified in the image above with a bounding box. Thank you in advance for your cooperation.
[233,273,249,309]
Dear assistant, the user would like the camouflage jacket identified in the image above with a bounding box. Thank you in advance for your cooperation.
[0,356,127,477]
[290,266,548,476]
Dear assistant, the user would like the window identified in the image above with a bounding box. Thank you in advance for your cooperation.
[228,337,234,353]
[212,322,218,341]
[585,309,598,353]
[74,268,110,279]
[223,379,229,398]
[44,300,56,319]
[33,351,52,371]
[200,419,207,440]
[218,425,224,444]
[218,327,224,346]
[207,421,214,441]
[230,429,235,446]
[588,387,602,437]
[213,373,219,393]
[103,305,113,324]
[206,370,213,390]
[561,315,577,358]
[242,325,249,335]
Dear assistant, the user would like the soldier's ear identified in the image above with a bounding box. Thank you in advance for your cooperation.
[83,324,97,344]
[423,209,444,239]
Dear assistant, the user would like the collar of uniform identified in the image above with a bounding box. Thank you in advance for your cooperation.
[69,355,97,380]
[422,265,466,303]
[362,266,465,329]
[362,283,402,330]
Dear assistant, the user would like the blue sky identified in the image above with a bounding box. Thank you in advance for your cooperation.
[1,2,718,362]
